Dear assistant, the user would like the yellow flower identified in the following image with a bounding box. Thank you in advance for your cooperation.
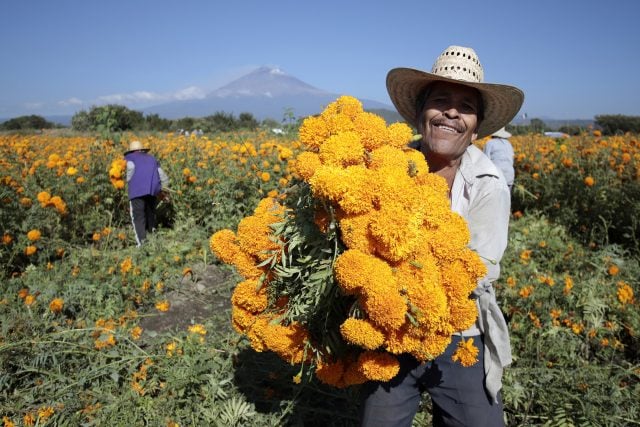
[155,300,170,312]
[23,413,35,427]
[130,326,143,340]
[617,281,634,305]
[231,279,268,313]
[352,111,389,151]
[319,131,365,167]
[25,245,37,256]
[37,191,51,205]
[37,406,54,421]
[340,318,384,350]
[66,166,78,175]
[3,416,16,427]
[120,257,133,274]
[260,171,270,182]
[188,323,207,335]
[451,338,479,367]
[357,351,400,382]
[49,298,64,313]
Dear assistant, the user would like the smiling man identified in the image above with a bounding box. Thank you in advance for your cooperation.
[359,46,524,427]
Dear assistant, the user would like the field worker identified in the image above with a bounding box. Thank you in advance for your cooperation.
[483,127,515,191]
[124,140,170,246]
[360,46,524,427]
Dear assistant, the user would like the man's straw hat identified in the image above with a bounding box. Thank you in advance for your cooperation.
[124,140,150,155]
[386,45,524,139]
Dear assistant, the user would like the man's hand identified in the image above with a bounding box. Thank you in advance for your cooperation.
[158,190,171,203]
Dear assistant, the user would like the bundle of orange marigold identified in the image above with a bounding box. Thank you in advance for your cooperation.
[210,96,486,388]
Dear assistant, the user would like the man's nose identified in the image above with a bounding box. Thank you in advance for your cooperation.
[442,105,460,118]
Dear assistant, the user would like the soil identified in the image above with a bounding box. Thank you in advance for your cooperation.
[138,262,233,335]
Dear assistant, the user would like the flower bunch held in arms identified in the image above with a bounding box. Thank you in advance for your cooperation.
[210,96,486,388]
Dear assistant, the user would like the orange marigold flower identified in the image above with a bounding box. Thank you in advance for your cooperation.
[584,176,595,187]
[357,351,400,382]
[608,264,620,276]
[451,337,479,367]
[617,281,635,305]
[120,257,133,274]
[25,294,37,306]
[25,245,37,256]
[155,300,170,312]
[130,326,143,340]
[319,131,365,167]
[340,318,385,350]
[37,191,51,205]
[231,278,269,313]
[2,233,13,245]
[188,323,207,335]
[49,298,64,313]
[27,229,41,241]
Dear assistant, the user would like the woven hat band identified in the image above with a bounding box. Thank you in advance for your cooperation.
[430,46,483,83]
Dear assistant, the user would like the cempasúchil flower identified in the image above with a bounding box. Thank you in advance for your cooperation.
[210,96,486,388]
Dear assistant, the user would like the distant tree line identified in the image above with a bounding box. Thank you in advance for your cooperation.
[0,115,59,131]
[71,105,263,134]
[594,115,640,135]
[1,105,271,134]
[506,115,640,136]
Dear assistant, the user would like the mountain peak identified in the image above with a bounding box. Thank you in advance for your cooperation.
[209,66,326,98]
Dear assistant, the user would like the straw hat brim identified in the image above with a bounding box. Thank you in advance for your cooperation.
[386,67,524,139]
[124,148,150,155]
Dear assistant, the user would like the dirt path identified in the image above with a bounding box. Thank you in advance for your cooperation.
[139,263,233,335]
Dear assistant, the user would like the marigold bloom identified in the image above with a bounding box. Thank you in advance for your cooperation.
[188,323,207,335]
[120,257,133,274]
[25,245,37,256]
[231,278,269,313]
[340,318,385,350]
[608,264,620,276]
[292,151,322,180]
[130,326,143,340]
[584,176,595,187]
[319,131,365,166]
[315,358,346,388]
[617,281,635,305]
[451,338,479,367]
[49,298,64,313]
[357,351,400,382]
[155,300,170,312]
[25,294,37,306]
[2,233,13,245]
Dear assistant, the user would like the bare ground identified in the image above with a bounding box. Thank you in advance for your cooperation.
[138,262,234,335]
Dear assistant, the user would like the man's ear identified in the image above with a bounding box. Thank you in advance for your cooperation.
[470,131,478,142]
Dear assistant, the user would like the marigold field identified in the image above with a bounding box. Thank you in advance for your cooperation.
[1,127,639,426]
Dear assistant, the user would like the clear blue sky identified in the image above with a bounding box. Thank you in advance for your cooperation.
[2,0,639,120]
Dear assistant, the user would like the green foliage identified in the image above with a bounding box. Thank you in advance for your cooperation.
[2,131,639,426]
[497,213,640,426]
[512,134,640,253]
[508,118,547,135]
[595,114,640,135]
[0,115,56,130]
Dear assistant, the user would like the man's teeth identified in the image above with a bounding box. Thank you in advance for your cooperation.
[436,124,458,133]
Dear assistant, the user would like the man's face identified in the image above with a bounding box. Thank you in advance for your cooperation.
[417,81,481,163]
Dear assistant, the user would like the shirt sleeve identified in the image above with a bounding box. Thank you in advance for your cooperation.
[126,160,135,182]
[467,176,511,288]
[158,167,170,189]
